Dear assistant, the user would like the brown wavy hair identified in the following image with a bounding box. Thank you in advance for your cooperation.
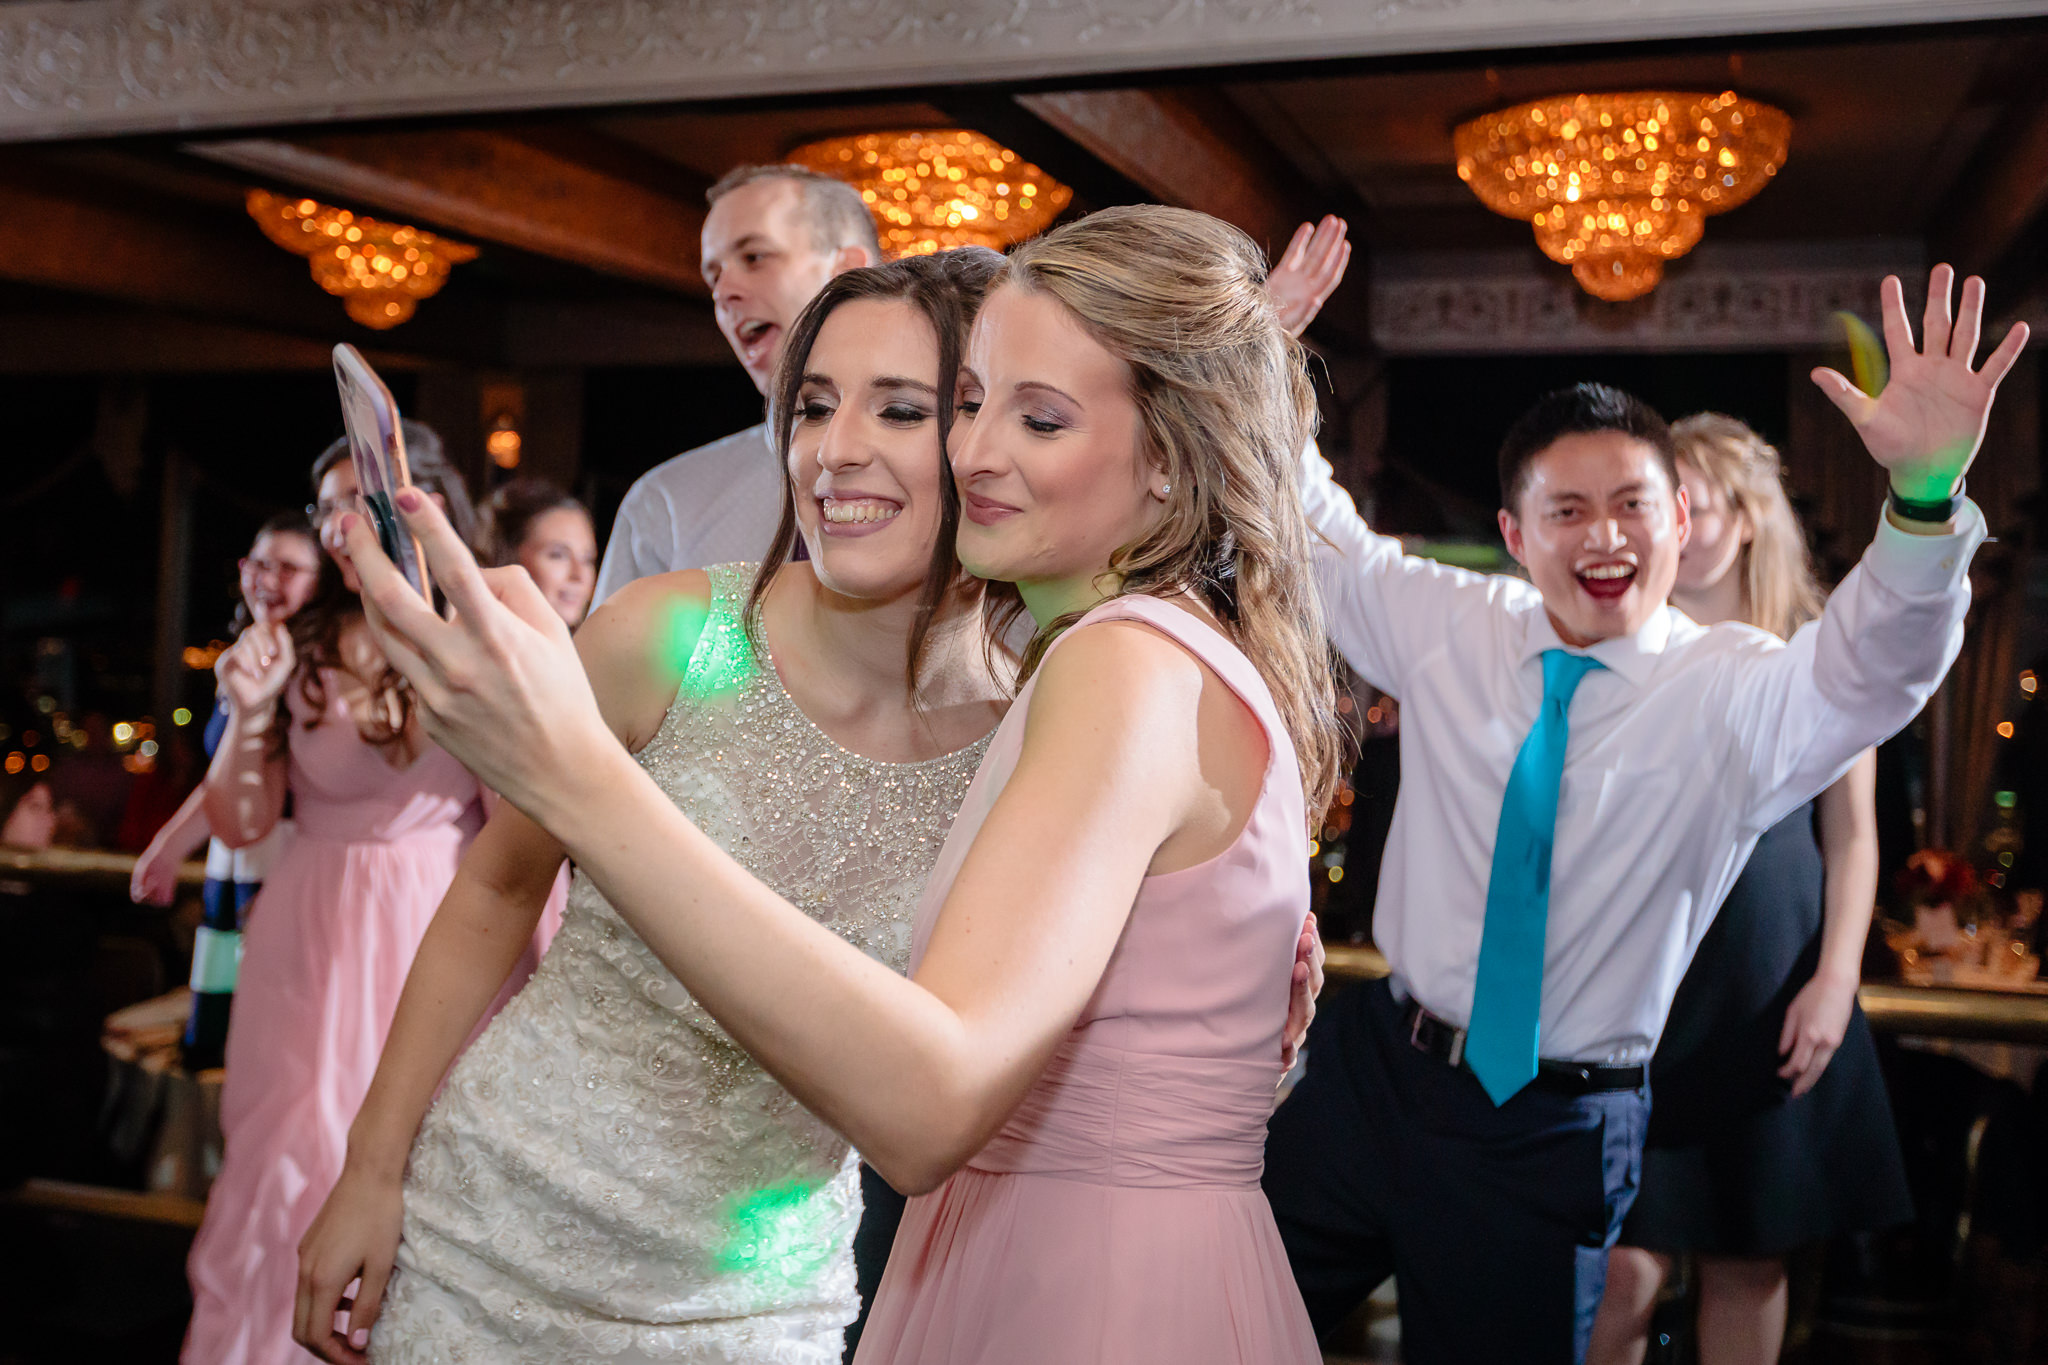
[1671,413,1824,641]
[746,247,1007,697]
[481,477,589,568]
[988,205,1343,811]
[275,423,477,753]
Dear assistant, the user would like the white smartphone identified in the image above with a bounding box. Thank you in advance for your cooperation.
[332,344,431,600]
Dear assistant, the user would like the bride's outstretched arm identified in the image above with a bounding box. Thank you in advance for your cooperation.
[292,572,710,1365]
[348,496,1221,1198]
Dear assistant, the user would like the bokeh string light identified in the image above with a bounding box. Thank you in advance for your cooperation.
[1455,91,1791,301]
[246,189,479,328]
[787,129,1072,258]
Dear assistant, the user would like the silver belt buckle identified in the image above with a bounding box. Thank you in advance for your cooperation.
[1409,1004,1466,1068]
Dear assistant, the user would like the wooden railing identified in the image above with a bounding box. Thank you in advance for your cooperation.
[0,846,205,889]
[11,849,2047,1045]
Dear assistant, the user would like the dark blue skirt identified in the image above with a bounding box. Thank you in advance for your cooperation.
[1622,802,1913,1256]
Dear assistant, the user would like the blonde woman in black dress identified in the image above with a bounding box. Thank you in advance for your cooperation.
[1586,414,1912,1365]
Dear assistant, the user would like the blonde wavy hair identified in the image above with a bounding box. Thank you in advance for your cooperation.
[1672,412,1824,641]
[988,204,1343,811]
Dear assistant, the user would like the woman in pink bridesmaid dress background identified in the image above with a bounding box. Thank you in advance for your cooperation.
[182,431,547,1365]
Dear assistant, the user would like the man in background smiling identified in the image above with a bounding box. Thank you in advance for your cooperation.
[593,165,882,604]
[1266,265,2027,1364]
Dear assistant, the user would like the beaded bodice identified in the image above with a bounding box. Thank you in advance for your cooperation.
[377,563,991,1363]
[628,562,989,977]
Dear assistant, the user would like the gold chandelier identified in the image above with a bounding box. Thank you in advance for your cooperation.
[787,129,1072,258]
[1455,91,1791,302]
[247,189,479,328]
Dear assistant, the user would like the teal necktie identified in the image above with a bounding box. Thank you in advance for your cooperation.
[1466,648,1605,1105]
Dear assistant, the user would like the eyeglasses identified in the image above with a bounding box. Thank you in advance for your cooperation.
[240,556,315,583]
[306,496,363,525]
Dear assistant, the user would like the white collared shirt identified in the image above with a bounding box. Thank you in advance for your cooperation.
[1300,446,1983,1062]
[593,423,785,605]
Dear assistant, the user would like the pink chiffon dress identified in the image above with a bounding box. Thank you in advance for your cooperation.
[182,669,509,1365]
[854,596,1322,1365]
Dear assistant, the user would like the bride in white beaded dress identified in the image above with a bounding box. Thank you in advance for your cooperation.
[292,251,1010,1364]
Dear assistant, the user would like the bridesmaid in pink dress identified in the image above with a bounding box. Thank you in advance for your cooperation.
[333,206,1341,1364]
[183,667,484,1365]
[858,593,1319,1362]
[184,435,550,1365]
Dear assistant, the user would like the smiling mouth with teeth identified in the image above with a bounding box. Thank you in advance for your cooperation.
[1575,561,1637,600]
[820,498,902,525]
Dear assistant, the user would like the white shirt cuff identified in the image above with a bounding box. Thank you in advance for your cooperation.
[1862,497,1986,597]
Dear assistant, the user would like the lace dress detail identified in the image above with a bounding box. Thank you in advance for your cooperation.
[373,563,991,1364]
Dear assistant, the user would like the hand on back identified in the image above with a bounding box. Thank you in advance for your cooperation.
[1281,912,1324,1073]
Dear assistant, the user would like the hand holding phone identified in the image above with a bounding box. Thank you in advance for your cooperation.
[333,344,431,601]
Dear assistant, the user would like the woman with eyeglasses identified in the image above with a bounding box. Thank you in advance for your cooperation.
[132,511,323,1071]
[182,425,534,1365]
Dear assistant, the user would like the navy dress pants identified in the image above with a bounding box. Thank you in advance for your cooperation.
[1262,978,1650,1365]
[843,1162,906,1363]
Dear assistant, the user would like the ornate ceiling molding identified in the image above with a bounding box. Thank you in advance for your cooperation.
[3,0,2046,142]
[1370,242,1948,354]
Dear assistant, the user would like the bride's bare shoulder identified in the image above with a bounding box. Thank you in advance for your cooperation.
[572,569,716,751]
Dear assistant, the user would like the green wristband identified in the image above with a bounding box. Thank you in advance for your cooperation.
[1887,478,1964,524]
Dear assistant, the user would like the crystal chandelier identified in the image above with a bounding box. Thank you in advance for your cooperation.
[787,129,1072,258]
[1455,91,1791,302]
[246,189,479,328]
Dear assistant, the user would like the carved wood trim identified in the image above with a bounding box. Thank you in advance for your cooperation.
[3,0,2045,143]
[1371,254,1905,354]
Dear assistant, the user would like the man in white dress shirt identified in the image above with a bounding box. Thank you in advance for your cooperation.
[591,165,882,604]
[1263,266,2027,1364]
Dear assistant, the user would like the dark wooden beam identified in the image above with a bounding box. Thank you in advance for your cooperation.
[0,307,427,374]
[0,160,345,335]
[502,298,731,369]
[0,152,504,361]
[1014,88,1311,255]
[1931,87,2048,298]
[187,129,710,295]
[1004,87,1371,352]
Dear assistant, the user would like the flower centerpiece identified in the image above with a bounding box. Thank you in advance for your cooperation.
[1883,850,2043,990]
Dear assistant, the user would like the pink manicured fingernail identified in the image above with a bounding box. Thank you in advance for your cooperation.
[396,488,423,511]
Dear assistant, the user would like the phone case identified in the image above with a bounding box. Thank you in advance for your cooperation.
[332,344,431,599]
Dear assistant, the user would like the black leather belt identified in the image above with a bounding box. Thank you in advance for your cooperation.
[1403,999,1645,1096]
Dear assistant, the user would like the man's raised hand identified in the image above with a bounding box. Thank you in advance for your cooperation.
[1268,216,1352,339]
[1811,264,2029,502]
